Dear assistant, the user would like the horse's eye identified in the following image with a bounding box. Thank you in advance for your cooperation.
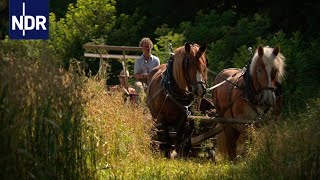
[271,69,277,80]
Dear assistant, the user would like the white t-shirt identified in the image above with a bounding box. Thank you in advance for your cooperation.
[134,54,160,75]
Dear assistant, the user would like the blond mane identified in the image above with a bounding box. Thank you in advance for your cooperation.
[173,46,189,90]
[250,46,286,82]
[172,44,201,90]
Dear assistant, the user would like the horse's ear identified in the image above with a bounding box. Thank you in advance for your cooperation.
[185,42,191,53]
[196,42,208,59]
[273,46,280,56]
[199,41,208,53]
[258,45,264,57]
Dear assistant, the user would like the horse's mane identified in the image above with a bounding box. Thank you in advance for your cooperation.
[173,44,202,90]
[250,46,286,82]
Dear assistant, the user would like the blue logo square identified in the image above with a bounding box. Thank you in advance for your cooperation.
[9,0,49,40]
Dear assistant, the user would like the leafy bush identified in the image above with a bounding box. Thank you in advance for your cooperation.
[154,31,186,63]
[49,0,117,67]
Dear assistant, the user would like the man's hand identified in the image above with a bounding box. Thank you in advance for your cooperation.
[135,73,149,80]
[142,74,149,79]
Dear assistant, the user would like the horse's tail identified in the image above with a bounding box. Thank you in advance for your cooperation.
[216,126,239,160]
[216,129,227,158]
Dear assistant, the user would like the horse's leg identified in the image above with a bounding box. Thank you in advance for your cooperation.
[177,118,194,158]
[153,115,171,158]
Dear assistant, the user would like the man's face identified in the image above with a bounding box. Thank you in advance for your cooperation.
[142,43,152,56]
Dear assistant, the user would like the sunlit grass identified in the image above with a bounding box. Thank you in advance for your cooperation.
[0,42,95,179]
[83,80,249,179]
[84,79,320,179]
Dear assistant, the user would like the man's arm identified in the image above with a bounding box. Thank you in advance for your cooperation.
[134,73,148,80]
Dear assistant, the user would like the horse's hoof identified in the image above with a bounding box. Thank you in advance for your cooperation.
[170,149,178,159]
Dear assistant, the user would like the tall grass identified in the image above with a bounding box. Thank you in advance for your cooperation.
[247,99,320,179]
[84,79,320,179]
[83,79,155,177]
[0,41,95,179]
[83,80,251,179]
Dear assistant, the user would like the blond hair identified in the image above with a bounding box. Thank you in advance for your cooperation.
[139,37,153,48]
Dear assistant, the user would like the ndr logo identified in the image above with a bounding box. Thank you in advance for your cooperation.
[9,0,49,39]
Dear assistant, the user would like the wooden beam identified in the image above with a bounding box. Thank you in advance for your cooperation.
[191,125,224,146]
[188,115,256,124]
[83,44,143,52]
[84,53,140,60]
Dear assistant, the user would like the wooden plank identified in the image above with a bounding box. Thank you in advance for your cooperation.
[83,44,143,52]
[191,125,224,146]
[84,53,140,60]
[188,115,256,124]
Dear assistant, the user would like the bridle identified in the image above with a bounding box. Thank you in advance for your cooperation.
[253,68,278,105]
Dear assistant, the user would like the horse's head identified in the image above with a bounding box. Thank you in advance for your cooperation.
[250,45,285,106]
[173,42,208,98]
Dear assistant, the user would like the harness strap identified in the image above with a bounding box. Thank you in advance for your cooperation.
[155,93,169,120]
[167,93,194,116]
[206,72,238,92]
[222,89,243,119]
[207,68,243,90]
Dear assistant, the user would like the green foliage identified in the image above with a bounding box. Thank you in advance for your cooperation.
[50,0,76,19]
[154,31,186,63]
[205,13,271,72]
[182,10,237,43]
[107,10,147,46]
[49,0,117,67]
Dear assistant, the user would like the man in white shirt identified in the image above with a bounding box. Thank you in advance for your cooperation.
[134,37,160,96]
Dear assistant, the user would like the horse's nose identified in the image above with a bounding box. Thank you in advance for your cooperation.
[197,83,206,98]
[263,90,274,106]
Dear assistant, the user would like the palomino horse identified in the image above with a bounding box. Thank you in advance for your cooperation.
[212,45,285,160]
[147,42,208,157]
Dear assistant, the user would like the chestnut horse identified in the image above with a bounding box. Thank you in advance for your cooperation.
[147,42,208,157]
[212,45,285,160]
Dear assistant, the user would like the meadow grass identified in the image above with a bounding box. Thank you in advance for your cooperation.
[0,43,96,179]
[83,80,250,179]
[247,98,320,179]
[85,79,320,179]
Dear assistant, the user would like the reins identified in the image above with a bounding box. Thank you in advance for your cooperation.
[206,68,243,92]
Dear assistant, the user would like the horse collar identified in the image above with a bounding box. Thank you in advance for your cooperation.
[242,61,273,117]
[243,61,258,104]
